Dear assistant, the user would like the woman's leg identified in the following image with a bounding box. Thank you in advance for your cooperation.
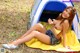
[19,23,46,39]
[11,31,51,46]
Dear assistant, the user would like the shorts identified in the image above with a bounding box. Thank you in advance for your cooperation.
[46,30,60,45]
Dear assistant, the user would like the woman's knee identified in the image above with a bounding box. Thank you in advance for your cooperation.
[35,23,44,28]
[33,23,46,33]
[35,23,43,28]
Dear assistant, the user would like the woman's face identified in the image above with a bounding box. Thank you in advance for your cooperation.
[62,9,70,18]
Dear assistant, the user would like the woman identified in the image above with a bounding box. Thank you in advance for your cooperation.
[2,6,76,49]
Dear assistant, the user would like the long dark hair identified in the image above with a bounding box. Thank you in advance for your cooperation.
[56,6,76,27]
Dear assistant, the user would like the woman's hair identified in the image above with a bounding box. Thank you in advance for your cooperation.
[56,6,76,27]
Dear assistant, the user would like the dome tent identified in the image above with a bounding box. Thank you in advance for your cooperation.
[25,0,80,52]
[27,0,80,39]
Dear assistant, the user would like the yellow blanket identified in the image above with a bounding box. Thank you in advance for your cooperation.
[25,29,80,52]
[25,22,80,52]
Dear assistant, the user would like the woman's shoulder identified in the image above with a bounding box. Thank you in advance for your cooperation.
[63,19,69,24]
[62,19,69,27]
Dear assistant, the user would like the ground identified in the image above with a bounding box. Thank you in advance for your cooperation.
[0,0,80,53]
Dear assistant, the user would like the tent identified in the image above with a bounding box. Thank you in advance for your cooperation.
[25,0,80,52]
[27,0,80,39]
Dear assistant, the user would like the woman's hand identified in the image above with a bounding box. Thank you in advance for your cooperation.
[48,18,53,24]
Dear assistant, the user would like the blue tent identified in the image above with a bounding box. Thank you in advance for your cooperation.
[27,0,80,39]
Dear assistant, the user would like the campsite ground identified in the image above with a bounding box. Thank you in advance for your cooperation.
[0,0,80,53]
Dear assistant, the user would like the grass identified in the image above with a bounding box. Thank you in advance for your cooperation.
[74,2,80,17]
[0,0,80,53]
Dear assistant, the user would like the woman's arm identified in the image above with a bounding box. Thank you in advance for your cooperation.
[62,20,69,48]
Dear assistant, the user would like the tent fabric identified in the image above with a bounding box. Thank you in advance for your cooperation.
[25,28,80,52]
[44,1,66,11]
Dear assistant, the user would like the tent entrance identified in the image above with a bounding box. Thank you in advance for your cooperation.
[39,1,66,22]
[39,10,62,22]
